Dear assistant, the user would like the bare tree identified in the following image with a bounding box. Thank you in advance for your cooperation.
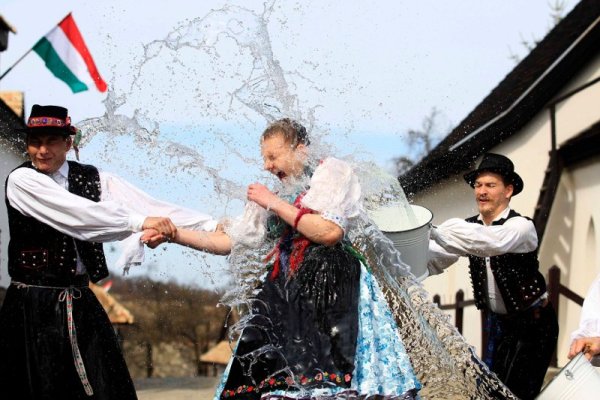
[393,107,446,176]
[508,0,567,64]
[106,275,226,376]
[394,1,570,178]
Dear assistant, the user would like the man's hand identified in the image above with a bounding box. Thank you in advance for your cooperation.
[140,228,169,249]
[142,217,177,240]
[568,337,600,360]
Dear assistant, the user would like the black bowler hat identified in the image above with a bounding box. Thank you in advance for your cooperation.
[19,104,77,136]
[463,153,524,196]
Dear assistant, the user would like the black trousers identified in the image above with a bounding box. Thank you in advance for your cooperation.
[488,303,559,400]
[0,282,137,400]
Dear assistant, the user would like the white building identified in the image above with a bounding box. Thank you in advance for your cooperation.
[401,0,600,367]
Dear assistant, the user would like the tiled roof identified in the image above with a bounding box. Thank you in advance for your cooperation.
[399,0,600,196]
[0,15,17,33]
[0,95,26,151]
[90,283,135,325]
[0,91,24,118]
[199,340,233,365]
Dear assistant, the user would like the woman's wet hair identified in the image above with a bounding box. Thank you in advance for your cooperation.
[261,118,310,147]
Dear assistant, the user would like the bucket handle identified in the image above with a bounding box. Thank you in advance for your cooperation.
[565,368,574,380]
[564,351,590,380]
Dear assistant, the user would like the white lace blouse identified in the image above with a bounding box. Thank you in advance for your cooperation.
[228,157,362,248]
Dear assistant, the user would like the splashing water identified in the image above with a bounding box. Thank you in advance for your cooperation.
[75,2,515,398]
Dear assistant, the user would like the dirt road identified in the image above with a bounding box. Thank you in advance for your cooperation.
[136,376,220,400]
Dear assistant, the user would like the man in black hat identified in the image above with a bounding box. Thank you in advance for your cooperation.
[427,153,559,400]
[0,104,216,399]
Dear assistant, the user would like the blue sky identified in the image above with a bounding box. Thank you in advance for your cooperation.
[0,0,578,287]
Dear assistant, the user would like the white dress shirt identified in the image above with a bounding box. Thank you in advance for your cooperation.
[571,274,600,341]
[6,161,218,272]
[427,207,538,314]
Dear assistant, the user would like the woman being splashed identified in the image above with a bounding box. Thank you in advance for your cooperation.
[145,119,516,399]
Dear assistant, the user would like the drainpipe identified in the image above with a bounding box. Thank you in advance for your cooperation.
[549,104,558,173]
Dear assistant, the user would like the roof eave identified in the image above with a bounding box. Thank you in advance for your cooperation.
[399,1,600,197]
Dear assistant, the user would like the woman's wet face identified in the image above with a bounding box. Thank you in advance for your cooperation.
[261,132,306,181]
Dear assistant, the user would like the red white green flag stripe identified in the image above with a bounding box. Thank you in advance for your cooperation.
[33,13,107,93]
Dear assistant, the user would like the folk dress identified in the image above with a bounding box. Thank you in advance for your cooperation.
[216,157,421,399]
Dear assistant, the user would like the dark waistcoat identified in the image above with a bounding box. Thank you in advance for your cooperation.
[5,161,109,285]
[467,209,546,313]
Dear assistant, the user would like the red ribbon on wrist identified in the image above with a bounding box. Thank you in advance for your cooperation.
[293,207,313,230]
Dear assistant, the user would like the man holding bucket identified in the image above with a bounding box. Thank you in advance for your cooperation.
[569,273,600,363]
[426,153,558,400]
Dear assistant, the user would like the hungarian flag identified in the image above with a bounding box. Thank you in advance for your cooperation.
[33,13,107,93]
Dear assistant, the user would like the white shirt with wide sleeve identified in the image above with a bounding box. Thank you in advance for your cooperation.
[301,157,361,232]
[7,161,218,271]
[427,207,538,313]
[7,164,144,242]
[230,157,361,248]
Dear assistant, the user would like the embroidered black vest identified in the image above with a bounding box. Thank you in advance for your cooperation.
[5,161,109,285]
[467,209,546,313]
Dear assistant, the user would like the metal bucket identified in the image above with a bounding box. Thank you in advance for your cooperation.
[368,204,433,281]
[537,352,600,399]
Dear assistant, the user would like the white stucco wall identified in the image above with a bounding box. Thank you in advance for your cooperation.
[554,51,600,143]
[413,51,600,363]
[539,156,600,366]
[0,136,26,288]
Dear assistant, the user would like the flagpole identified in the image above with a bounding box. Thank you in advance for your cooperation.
[0,48,34,81]
[0,12,71,82]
